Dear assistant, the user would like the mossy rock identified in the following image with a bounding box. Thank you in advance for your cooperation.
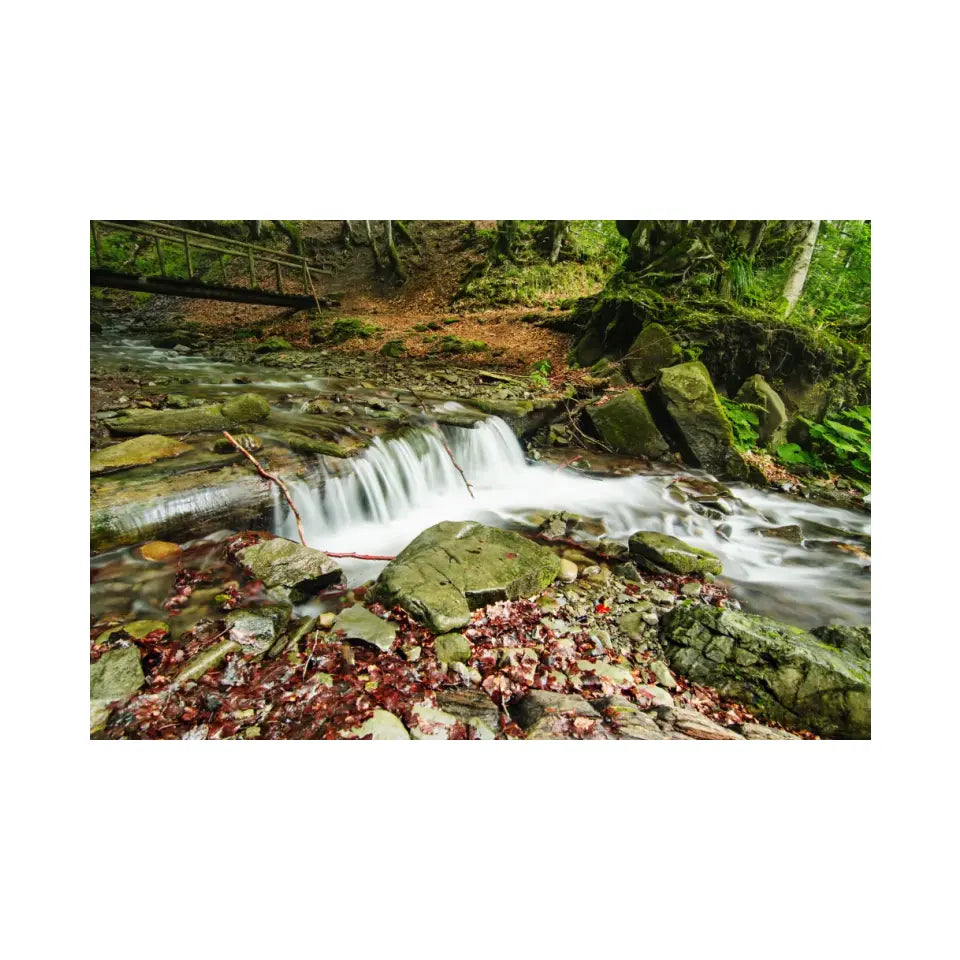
[380,339,407,358]
[655,361,748,479]
[107,393,270,437]
[663,604,870,739]
[91,434,193,474]
[238,537,343,601]
[213,433,263,454]
[374,521,561,633]
[332,605,398,653]
[586,389,669,459]
[628,531,722,576]
[623,322,682,383]
[221,393,270,421]
[90,646,144,701]
[735,374,787,447]
[255,337,293,353]
[276,431,354,458]
[435,632,472,663]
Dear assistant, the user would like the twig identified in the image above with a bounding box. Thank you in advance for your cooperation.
[407,387,475,499]
[554,454,584,471]
[326,552,396,560]
[304,628,320,681]
[222,430,307,546]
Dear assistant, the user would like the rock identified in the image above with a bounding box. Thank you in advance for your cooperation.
[649,659,678,689]
[213,433,263,454]
[612,561,643,582]
[106,393,270,436]
[758,524,804,544]
[623,322,682,383]
[811,624,871,661]
[380,339,407,358]
[342,709,411,740]
[635,685,674,709]
[434,632,472,663]
[318,612,336,629]
[671,707,744,740]
[558,558,579,583]
[655,361,748,478]
[408,700,461,740]
[735,722,801,740]
[90,646,144,701]
[90,699,112,733]
[436,689,500,739]
[174,638,242,685]
[225,604,291,654]
[139,541,181,562]
[680,581,702,597]
[586,388,669,459]
[511,690,602,730]
[238,537,343,601]
[735,374,788,447]
[332,605,398,653]
[628,531,722,576]
[374,521,561,633]
[109,619,169,641]
[165,394,192,409]
[595,695,666,739]
[663,604,870,739]
[277,431,354,458]
[617,611,648,640]
[576,659,636,690]
[90,434,193,474]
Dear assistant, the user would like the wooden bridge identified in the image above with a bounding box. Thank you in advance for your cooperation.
[90,220,338,309]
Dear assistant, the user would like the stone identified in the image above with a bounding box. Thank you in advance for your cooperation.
[586,388,670,459]
[90,699,112,733]
[594,695,666,739]
[374,521,561,633]
[437,689,500,739]
[139,541,181,562]
[408,700,461,740]
[617,611,648,640]
[90,434,193,474]
[629,531,722,576]
[225,605,291,654]
[623,322,682,383]
[758,524,804,544]
[612,561,643,582]
[109,619,169,641]
[663,604,870,739]
[511,690,602,729]
[649,660,678,689]
[671,707,744,740]
[90,646,145,701]
[342,709,411,740]
[735,374,788,447]
[635,685,674,709]
[735,723,801,740]
[655,361,748,479]
[238,537,343,601]
[332,605,398,653]
[434,632,472,664]
[576,659,636,690]
[106,393,270,436]
[811,624,871,661]
[558,558,579,583]
[213,433,263,454]
[680,581,702,597]
[174,639,242,685]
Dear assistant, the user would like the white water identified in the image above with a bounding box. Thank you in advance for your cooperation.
[272,417,871,628]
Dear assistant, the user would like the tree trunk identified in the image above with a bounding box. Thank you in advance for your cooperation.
[384,220,406,280]
[247,220,262,241]
[340,220,358,247]
[365,220,384,268]
[549,220,570,265]
[782,219,821,315]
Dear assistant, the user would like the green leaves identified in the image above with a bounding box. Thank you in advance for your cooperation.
[719,396,760,451]
[776,406,871,482]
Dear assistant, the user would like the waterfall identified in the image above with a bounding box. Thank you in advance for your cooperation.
[271,416,871,628]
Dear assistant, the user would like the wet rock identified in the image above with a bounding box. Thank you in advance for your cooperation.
[595,695,665,739]
[629,531,722,576]
[332,605,398,653]
[811,624,871,661]
[437,689,500,739]
[434,631,472,663]
[139,541,181,562]
[165,394,192,409]
[735,374,787,447]
[623,322,682,383]
[213,433,262,454]
[586,388,670,459]
[374,521,561,633]
[90,434,193,474]
[90,646,144,701]
[663,604,870,739]
[175,639,243,685]
[225,604,291,654]
[238,537,343,601]
[655,361,748,479]
[108,619,169,641]
[277,431,355,458]
[106,393,270,436]
[342,709,411,740]
[758,524,804,544]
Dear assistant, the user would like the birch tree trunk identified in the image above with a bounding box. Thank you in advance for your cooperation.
[782,219,820,315]
[549,220,570,264]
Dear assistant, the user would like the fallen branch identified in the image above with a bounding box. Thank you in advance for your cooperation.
[407,387,475,499]
[326,552,396,560]
[222,430,307,546]
[554,454,584,471]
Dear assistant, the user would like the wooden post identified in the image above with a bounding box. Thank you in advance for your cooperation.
[155,237,166,276]
[92,223,102,265]
[184,235,193,278]
[248,248,257,288]
[275,261,283,294]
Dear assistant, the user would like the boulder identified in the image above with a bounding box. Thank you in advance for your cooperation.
[90,434,193,474]
[663,604,871,739]
[735,374,788,447]
[106,393,270,436]
[374,521,561,632]
[628,531,722,576]
[332,605,398,653]
[811,624,871,661]
[586,388,669,459]
[655,361,748,478]
[511,690,610,740]
[90,646,144,701]
[623,322,682,383]
[342,709,411,740]
[757,524,804,544]
[237,537,343,601]
[225,604,291,655]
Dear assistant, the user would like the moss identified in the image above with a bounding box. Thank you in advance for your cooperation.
[437,335,487,355]
[256,336,293,353]
[380,339,407,358]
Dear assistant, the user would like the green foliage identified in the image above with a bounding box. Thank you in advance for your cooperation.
[719,396,761,450]
[530,358,553,390]
[776,406,871,484]
[310,316,381,344]
[256,336,293,353]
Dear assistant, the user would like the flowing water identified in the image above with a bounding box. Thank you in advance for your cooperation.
[92,329,871,630]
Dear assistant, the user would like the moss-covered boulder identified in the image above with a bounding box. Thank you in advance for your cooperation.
[663,604,870,739]
[586,389,669,459]
[628,531,722,576]
[225,604,292,654]
[90,646,144,701]
[237,537,343,601]
[735,374,787,447]
[655,361,747,478]
[107,393,271,437]
[623,322,682,383]
[91,434,193,474]
[374,521,561,632]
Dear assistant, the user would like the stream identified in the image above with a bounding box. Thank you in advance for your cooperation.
[91,329,871,630]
